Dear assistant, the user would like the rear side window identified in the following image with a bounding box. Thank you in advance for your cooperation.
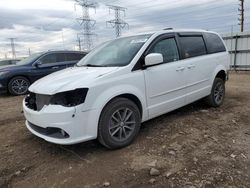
[79,53,86,59]
[56,53,66,62]
[205,33,226,54]
[149,38,179,63]
[65,53,85,61]
[179,36,207,58]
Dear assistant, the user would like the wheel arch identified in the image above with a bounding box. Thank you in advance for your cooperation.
[212,65,227,84]
[215,70,227,81]
[105,93,143,118]
[90,85,148,124]
[8,75,31,85]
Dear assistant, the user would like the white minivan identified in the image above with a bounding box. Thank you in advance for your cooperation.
[23,29,229,149]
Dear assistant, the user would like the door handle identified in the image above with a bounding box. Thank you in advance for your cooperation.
[176,67,185,72]
[187,64,196,69]
[52,66,59,69]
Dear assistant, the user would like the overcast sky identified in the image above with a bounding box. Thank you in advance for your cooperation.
[0,0,249,59]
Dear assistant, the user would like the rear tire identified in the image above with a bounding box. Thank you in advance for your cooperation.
[8,76,30,96]
[206,78,225,107]
[98,97,141,149]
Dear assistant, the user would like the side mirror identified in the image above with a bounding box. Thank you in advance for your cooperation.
[145,53,163,66]
[34,61,42,67]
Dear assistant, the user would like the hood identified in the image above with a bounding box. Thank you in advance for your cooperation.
[29,66,119,95]
[0,64,20,71]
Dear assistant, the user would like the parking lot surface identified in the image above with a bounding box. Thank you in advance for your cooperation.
[0,73,249,188]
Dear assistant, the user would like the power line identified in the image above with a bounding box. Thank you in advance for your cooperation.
[128,4,238,20]
[75,0,97,50]
[106,5,129,38]
[1,0,249,56]
[238,0,245,32]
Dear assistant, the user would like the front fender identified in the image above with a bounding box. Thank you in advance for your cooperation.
[91,84,148,122]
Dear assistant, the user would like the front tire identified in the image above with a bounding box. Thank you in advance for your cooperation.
[8,76,30,96]
[98,97,141,149]
[206,78,225,107]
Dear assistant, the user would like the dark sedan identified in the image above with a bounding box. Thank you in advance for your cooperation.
[0,51,87,95]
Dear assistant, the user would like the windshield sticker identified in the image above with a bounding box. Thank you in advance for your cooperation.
[130,38,148,44]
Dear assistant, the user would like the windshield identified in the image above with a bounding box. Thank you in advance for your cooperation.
[77,34,152,67]
[16,53,43,66]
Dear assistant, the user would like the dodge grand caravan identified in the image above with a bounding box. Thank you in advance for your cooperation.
[23,29,230,149]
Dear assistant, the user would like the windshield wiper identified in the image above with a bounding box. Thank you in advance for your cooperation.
[83,64,106,67]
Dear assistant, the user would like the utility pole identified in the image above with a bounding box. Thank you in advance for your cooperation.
[75,0,97,51]
[8,38,16,59]
[28,48,31,56]
[106,5,129,38]
[238,0,244,32]
[76,35,82,51]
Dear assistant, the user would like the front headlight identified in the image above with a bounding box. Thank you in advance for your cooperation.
[50,88,88,107]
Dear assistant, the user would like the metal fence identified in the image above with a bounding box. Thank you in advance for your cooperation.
[222,32,250,71]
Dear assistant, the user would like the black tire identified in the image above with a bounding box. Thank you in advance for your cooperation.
[98,97,141,149]
[8,76,30,96]
[206,78,225,107]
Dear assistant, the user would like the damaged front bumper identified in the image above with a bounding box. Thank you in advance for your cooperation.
[23,99,98,145]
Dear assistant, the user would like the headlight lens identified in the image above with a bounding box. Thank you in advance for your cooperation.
[50,88,88,107]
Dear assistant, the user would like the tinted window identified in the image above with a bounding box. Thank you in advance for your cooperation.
[79,53,86,59]
[65,53,85,61]
[149,38,179,63]
[180,36,207,58]
[56,53,66,62]
[40,54,57,64]
[40,53,67,64]
[205,33,226,53]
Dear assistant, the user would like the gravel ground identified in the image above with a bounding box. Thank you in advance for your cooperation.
[0,72,249,188]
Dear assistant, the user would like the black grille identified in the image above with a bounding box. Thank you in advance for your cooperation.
[25,92,37,110]
[25,92,51,111]
[28,122,69,139]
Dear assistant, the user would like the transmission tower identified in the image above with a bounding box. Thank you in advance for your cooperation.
[8,38,16,59]
[238,0,245,32]
[75,0,97,51]
[106,5,129,38]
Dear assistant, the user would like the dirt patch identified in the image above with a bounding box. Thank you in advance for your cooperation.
[0,72,250,188]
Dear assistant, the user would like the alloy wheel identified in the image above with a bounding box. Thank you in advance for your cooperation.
[11,78,29,95]
[214,82,224,104]
[109,107,136,142]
